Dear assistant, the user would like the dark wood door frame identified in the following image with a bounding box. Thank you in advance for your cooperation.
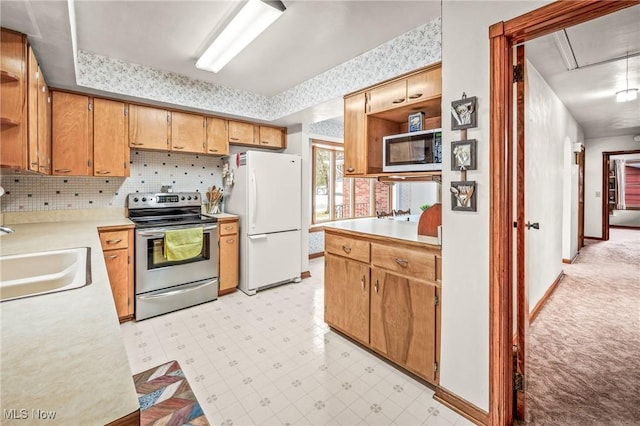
[578,146,585,249]
[602,149,640,240]
[488,2,637,425]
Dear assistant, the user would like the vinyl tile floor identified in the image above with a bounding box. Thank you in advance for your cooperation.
[121,258,470,426]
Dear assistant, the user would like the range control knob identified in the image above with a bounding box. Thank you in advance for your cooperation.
[187,196,192,200]
[142,197,147,202]
[133,197,139,202]
[194,195,198,201]
[181,196,185,200]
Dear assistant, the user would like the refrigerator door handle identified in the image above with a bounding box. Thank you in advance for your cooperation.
[248,234,267,240]
[251,168,257,230]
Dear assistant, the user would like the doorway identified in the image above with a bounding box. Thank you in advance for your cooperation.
[602,150,640,238]
[488,2,637,425]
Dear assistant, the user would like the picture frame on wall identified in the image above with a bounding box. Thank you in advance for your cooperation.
[450,96,477,130]
[451,181,477,212]
[451,139,477,171]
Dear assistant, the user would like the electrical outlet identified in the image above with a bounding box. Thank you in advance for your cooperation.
[595,191,601,197]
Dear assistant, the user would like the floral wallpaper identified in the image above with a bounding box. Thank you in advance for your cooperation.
[76,18,441,122]
[309,118,344,139]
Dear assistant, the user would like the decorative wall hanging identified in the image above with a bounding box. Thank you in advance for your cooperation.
[451,139,477,171]
[450,181,477,212]
[450,95,477,130]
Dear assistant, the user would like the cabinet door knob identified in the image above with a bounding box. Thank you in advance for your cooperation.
[226,239,235,243]
[209,148,219,152]
[173,146,184,149]
[408,93,423,99]
[394,258,409,267]
[54,168,71,173]
[96,170,111,175]
[361,275,366,290]
[131,142,144,146]
[229,137,239,141]
[107,254,119,260]
[341,245,352,254]
[106,239,123,244]
[346,167,355,173]
[392,98,406,104]
[374,279,379,294]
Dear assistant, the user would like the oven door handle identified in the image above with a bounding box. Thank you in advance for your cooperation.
[137,280,218,300]
[137,224,217,237]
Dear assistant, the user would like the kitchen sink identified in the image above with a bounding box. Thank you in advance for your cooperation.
[0,247,92,302]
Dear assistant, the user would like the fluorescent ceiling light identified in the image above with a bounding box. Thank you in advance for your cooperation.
[196,0,285,73]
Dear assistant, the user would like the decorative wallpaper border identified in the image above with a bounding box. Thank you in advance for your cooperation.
[76,18,441,122]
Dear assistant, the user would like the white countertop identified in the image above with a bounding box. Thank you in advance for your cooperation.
[323,217,440,246]
[0,218,139,424]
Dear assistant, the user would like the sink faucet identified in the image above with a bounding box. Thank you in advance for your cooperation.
[0,226,14,234]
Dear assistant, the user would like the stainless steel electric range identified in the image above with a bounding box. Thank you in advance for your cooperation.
[127,192,218,320]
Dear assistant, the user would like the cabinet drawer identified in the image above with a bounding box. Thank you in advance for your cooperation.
[219,221,238,236]
[325,233,370,263]
[99,230,129,250]
[371,243,435,281]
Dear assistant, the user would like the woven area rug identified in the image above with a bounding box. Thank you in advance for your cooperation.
[133,360,209,426]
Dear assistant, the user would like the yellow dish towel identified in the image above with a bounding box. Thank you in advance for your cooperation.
[164,227,203,261]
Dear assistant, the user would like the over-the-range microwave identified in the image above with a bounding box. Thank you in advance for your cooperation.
[382,129,442,172]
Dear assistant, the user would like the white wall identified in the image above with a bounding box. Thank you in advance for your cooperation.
[525,62,581,309]
[283,125,310,275]
[584,135,640,238]
[440,0,550,411]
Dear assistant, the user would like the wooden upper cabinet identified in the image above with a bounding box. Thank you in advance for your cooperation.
[258,126,285,149]
[367,79,407,114]
[94,98,129,177]
[228,121,254,145]
[51,91,91,176]
[128,104,169,151]
[367,66,442,115]
[1,28,26,169]
[37,67,51,174]
[407,66,441,106]
[206,117,228,155]
[171,111,205,153]
[27,46,38,172]
[343,93,367,175]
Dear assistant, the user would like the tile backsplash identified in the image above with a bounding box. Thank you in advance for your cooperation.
[0,150,223,212]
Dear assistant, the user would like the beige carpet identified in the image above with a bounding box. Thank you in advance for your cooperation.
[525,229,640,425]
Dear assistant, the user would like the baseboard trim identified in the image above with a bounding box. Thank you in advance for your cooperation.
[434,386,488,426]
[309,252,324,259]
[529,271,564,324]
[301,271,311,279]
[562,251,579,264]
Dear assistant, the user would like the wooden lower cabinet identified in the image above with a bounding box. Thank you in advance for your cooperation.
[324,253,370,344]
[324,229,441,385]
[370,267,438,382]
[218,218,239,295]
[99,226,134,322]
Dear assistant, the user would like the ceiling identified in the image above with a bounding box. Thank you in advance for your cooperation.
[0,1,638,139]
[525,5,640,139]
[0,0,439,97]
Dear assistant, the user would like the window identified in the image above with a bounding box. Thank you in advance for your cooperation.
[624,161,640,209]
[312,140,391,223]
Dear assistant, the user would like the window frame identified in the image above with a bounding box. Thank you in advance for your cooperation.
[311,139,392,224]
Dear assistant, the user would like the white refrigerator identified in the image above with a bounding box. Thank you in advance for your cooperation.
[224,150,302,295]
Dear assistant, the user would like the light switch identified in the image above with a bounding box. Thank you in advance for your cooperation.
[595,191,601,197]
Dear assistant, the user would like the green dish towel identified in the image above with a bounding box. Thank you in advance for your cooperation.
[164,227,203,261]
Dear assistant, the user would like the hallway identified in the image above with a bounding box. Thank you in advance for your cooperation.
[525,229,640,425]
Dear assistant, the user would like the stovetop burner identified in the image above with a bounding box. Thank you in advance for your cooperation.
[127,192,218,228]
